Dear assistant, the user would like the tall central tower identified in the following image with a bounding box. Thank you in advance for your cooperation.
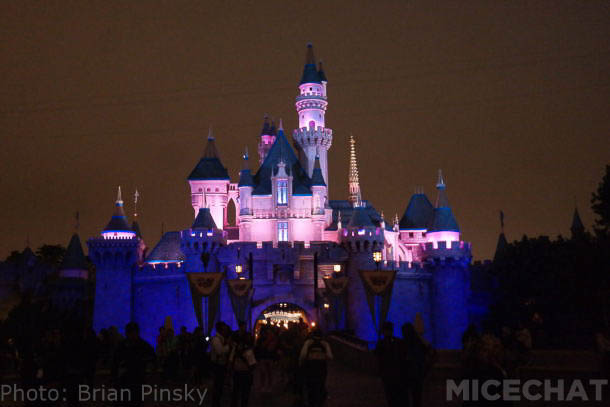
[293,44,333,190]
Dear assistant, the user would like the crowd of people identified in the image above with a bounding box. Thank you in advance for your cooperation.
[1,310,608,407]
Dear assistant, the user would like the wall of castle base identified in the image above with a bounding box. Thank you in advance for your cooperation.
[133,273,197,346]
[387,273,433,343]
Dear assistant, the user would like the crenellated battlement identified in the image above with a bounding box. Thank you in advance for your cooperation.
[292,126,333,148]
[420,240,472,263]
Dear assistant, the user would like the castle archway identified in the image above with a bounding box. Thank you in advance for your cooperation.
[253,302,311,337]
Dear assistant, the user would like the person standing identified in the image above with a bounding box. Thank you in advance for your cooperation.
[111,322,156,407]
[401,323,429,407]
[375,322,404,407]
[210,322,231,407]
[299,328,333,407]
[229,322,256,407]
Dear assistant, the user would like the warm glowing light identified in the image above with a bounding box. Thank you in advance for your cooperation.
[323,303,330,309]
[333,264,341,272]
[235,264,243,274]
[311,322,316,327]
[239,276,246,280]
[373,250,382,263]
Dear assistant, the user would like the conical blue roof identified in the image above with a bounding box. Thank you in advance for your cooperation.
[146,232,185,263]
[103,195,132,232]
[188,137,230,180]
[317,61,328,82]
[60,234,88,271]
[399,193,434,230]
[192,207,217,230]
[348,206,375,228]
[252,129,311,195]
[300,44,321,84]
[428,207,460,232]
[238,169,254,187]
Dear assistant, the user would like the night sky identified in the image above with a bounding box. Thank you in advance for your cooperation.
[1,1,609,260]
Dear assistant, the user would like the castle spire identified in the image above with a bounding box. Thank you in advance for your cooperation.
[348,134,361,206]
[102,186,135,238]
[435,169,450,208]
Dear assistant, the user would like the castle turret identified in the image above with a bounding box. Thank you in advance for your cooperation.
[89,187,139,333]
[427,170,460,246]
[188,128,231,229]
[341,205,385,342]
[59,233,88,279]
[181,207,225,274]
[293,44,333,188]
[420,171,471,349]
[131,189,147,265]
[258,115,277,165]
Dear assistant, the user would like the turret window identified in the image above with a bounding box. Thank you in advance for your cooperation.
[277,180,288,205]
[278,222,288,242]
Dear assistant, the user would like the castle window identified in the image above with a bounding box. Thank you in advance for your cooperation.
[278,221,288,242]
[277,180,288,205]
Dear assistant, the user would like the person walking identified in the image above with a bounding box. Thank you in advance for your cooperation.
[299,328,333,407]
[210,322,231,407]
[229,322,256,407]
[375,322,405,407]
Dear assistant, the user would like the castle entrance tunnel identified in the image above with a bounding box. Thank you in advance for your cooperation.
[254,302,311,337]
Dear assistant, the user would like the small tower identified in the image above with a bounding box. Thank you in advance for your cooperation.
[258,115,277,165]
[89,187,139,334]
[341,205,385,342]
[238,148,255,241]
[427,170,460,246]
[348,135,361,206]
[293,44,333,187]
[188,128,231,230]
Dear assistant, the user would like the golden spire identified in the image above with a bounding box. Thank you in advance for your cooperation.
[348,134,361,206]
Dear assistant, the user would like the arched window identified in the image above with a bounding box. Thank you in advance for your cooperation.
[277,180,288,205]
[278,222,288,242]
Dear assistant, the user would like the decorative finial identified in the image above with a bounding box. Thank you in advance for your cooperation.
[116,186,123,204]
[26,234,30,248]
[75,210,80,231]
[243,146,249,160]
[207,125,214,140]
[134,189,139,218]
[278,118,284,131]
[437,169,445,189]
[161,222,165,237]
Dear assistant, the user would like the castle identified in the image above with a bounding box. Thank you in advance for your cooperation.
[85,45,472,349]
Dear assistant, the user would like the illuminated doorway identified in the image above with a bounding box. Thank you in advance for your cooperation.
[254,302,310,336]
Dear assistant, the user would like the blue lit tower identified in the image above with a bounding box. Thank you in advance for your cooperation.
[424,173,471,349]
[88,187,138,333]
